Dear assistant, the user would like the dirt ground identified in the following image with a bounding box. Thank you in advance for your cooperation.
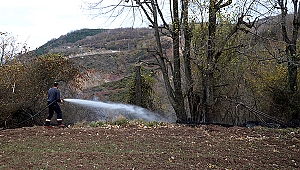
[1,123,300,170]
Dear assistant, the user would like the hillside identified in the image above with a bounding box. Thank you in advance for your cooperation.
[35,28,156,56]
[33,28,172,109]
[35,28,163,75]
[34,29,106,55]
[34,28,157,76]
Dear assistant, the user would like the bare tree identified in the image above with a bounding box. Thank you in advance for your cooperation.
[0,32,27,66]
[85,0,189,122]
[85,0,263,123]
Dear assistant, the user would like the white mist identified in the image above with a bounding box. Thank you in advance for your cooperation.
[64,99,165,122]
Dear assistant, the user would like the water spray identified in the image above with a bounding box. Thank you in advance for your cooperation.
[63,99,166,122]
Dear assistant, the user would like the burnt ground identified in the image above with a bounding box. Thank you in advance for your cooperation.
[0,123,299,170]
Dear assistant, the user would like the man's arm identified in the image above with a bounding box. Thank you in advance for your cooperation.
[56,90,62,103]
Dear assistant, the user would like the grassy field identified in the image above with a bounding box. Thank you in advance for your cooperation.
[1,122,299,169]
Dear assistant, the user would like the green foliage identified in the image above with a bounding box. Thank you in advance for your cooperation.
[89,121,105,127]
[268,88,300,121]
[255,64,300,121]
[35,29,107,55]
[127,66,158,111]
[112,117,130,126]
[143,121,160,127]
[65,29,107,43]
[96,77,133,103]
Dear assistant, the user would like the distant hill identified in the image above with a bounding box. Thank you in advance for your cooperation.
[35,29,107,55]
[34,28,156,56]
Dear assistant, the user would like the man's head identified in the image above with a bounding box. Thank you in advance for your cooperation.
[54,82,59,87]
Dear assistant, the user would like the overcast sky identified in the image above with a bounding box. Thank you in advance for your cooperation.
[0,0,142,50]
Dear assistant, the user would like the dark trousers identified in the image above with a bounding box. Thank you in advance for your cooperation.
[45,102,62,125]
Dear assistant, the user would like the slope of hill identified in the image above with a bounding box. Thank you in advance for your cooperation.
[35,28,156,56]
[34,27,157,77]
[34,27,158,82]
[35,28,107,55]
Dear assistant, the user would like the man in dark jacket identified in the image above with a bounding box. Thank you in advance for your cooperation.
[45,82,65,128]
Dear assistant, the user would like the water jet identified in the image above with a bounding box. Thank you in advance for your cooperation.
[64,99,166,122]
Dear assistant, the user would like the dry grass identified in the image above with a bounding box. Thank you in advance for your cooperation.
[1,123,299,169]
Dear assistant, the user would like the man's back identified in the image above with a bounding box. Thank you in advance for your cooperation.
[47,87,60,102]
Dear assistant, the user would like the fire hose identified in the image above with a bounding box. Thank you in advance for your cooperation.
[2,100,57,130]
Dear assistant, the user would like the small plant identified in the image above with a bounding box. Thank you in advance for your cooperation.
[96,121,105,127]
[89,121,105,127]
[144,121,159,127]
[89,121,97,127]
[74,120,88,127]
[113,118,129,126]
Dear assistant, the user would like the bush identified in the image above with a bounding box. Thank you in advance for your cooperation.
[269,88,300,122]
[0,54,80,128]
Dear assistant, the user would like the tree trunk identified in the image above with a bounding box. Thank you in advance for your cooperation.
[172,0,186,122]
[279,0,299,92]
[149,0,187,122]
[182,0,196,122]
[135,64,142,106]
[203,0,217,123]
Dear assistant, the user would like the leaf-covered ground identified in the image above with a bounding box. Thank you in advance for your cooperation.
[1,124,299,169]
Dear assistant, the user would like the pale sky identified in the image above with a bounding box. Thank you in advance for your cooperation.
[0,0,144,50]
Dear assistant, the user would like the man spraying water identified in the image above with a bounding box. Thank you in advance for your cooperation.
[44,82,65,128]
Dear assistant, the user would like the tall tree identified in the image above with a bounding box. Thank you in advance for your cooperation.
[199,0,264,123]
[277,0,300,92]
[137,0,187,122]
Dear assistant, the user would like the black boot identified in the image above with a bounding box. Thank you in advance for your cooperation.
[44,120,52,128]
[57,120,65,128]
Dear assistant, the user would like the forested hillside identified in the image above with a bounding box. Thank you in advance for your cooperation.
[35,29,106,55]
